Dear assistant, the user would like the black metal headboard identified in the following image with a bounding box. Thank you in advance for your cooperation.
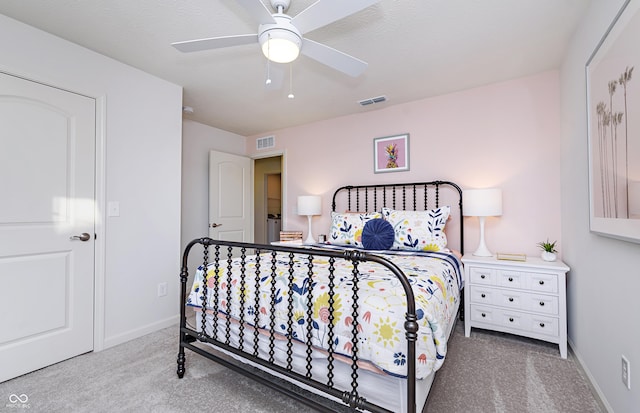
[331,181,464,255]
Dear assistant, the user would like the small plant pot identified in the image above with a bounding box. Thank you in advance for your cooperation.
[541,251,557,262]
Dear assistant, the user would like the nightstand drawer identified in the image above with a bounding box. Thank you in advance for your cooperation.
[530,314,559,337]
[470,305,560,338]
[500,311,558,337]
[496,269,524,289]
[526,272,558,293]
[470,286,558,315]
[499,310,527,330]
[469,285,496,305]
[469,267,495,285]
[494,289,525,309]
[525,294,558,315]
[471,287,527,310]
[469,305,496,323]
[469,305,528,330]
[494,289,558,315]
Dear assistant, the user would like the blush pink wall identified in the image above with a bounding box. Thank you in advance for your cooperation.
[247,71,562,257]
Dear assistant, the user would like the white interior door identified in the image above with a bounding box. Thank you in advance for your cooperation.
[208,151,252,242]
[0,72,96,382]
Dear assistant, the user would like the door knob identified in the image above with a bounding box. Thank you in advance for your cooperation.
[210,223,223,228]
[70,233,91,241]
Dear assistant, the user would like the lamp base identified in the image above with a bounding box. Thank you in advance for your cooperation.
[304,215,315,245]
[472,245,493,257]
[472,216,494,257]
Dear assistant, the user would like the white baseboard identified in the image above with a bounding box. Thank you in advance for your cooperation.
[101,314,179,350]
[567,337,614,413]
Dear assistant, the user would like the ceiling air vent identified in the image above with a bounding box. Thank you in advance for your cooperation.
[358,95,387,106]
[256,135,275,150]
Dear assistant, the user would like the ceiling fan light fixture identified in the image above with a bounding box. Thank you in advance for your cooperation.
[259,14,302,64]
[260,30,301,63]
[172,0,378,79]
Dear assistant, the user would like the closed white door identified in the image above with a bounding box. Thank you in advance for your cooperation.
[0,72,96,382]
[208,151,252,242]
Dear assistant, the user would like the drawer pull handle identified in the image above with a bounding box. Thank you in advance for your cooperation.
[509,317,514,322]
[539,323,545,328]
[481,293,486,298]
[539,280,545,285]
[539,301,545,306]
[508,277,513,282]
[481,274,486,279]
[481,313,486,318]
[508,297,514,302]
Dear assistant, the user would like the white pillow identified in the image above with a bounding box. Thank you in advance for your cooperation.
[381,206,450,251]
[328,212,382,247]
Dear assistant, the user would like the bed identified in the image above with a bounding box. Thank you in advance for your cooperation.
[177,181,464,413]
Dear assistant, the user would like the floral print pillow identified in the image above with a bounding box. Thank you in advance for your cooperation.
[328,211,382,247]
[382,206,450,251]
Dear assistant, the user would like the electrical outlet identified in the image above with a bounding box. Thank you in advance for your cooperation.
[622,355,631,390]
[157,282,168,297]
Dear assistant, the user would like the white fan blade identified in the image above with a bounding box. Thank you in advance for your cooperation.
[292,0,380,34]
[237,0,277,24]
[172,34,257,53]
[301,38,367,77]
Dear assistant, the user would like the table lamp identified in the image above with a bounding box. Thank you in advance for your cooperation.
[297,195,322,244]
[463,188,503,257]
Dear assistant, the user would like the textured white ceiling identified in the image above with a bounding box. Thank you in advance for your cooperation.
[0,0,590,136]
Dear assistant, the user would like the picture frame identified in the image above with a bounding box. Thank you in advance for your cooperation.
[373,133,410,173]
[586,0,640,243]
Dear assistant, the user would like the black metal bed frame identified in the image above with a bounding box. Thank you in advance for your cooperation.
[177,180,463,413]
[331,181,463,251]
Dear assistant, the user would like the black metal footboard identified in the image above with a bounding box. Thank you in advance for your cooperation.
[177,238,420,413]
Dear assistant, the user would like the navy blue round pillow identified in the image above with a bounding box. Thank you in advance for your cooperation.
[361,218,395,250]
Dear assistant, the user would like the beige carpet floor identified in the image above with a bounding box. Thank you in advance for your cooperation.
[424,322,604,412]
[0,321,604,412]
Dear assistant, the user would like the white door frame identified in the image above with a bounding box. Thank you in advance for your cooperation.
[252,150,287,231]
[93,96,107,352]
[2,70,108,352]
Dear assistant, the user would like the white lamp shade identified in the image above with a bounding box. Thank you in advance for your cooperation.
[463,188,503,217]
[297,195,322,216]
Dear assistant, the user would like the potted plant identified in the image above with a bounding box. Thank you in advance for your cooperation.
[537,239,558,262]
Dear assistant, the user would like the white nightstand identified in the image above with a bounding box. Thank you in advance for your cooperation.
[462,254,570,358]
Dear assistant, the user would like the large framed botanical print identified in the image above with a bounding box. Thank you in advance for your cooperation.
[586,0,640,243]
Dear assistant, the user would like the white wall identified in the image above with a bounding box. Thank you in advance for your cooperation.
[561,0,640,411]
[0,14,183,349]
[181,120,246,270]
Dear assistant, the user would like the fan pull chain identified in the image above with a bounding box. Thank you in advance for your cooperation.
[265,33,272,85]
[288,63,294,99]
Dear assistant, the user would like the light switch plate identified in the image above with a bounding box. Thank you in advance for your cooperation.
[108,201,120,217]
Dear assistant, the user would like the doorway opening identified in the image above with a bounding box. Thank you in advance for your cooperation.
[254,156,282,244]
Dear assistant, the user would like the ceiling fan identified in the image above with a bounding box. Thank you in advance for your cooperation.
[171,0,380,78]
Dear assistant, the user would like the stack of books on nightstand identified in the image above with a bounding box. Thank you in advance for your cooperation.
[279,231,303,242]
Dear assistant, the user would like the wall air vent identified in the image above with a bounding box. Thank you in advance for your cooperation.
[358,95,387,106]
[256,135,275,150]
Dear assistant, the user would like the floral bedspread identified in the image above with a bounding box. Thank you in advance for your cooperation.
[187,249,463,379]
